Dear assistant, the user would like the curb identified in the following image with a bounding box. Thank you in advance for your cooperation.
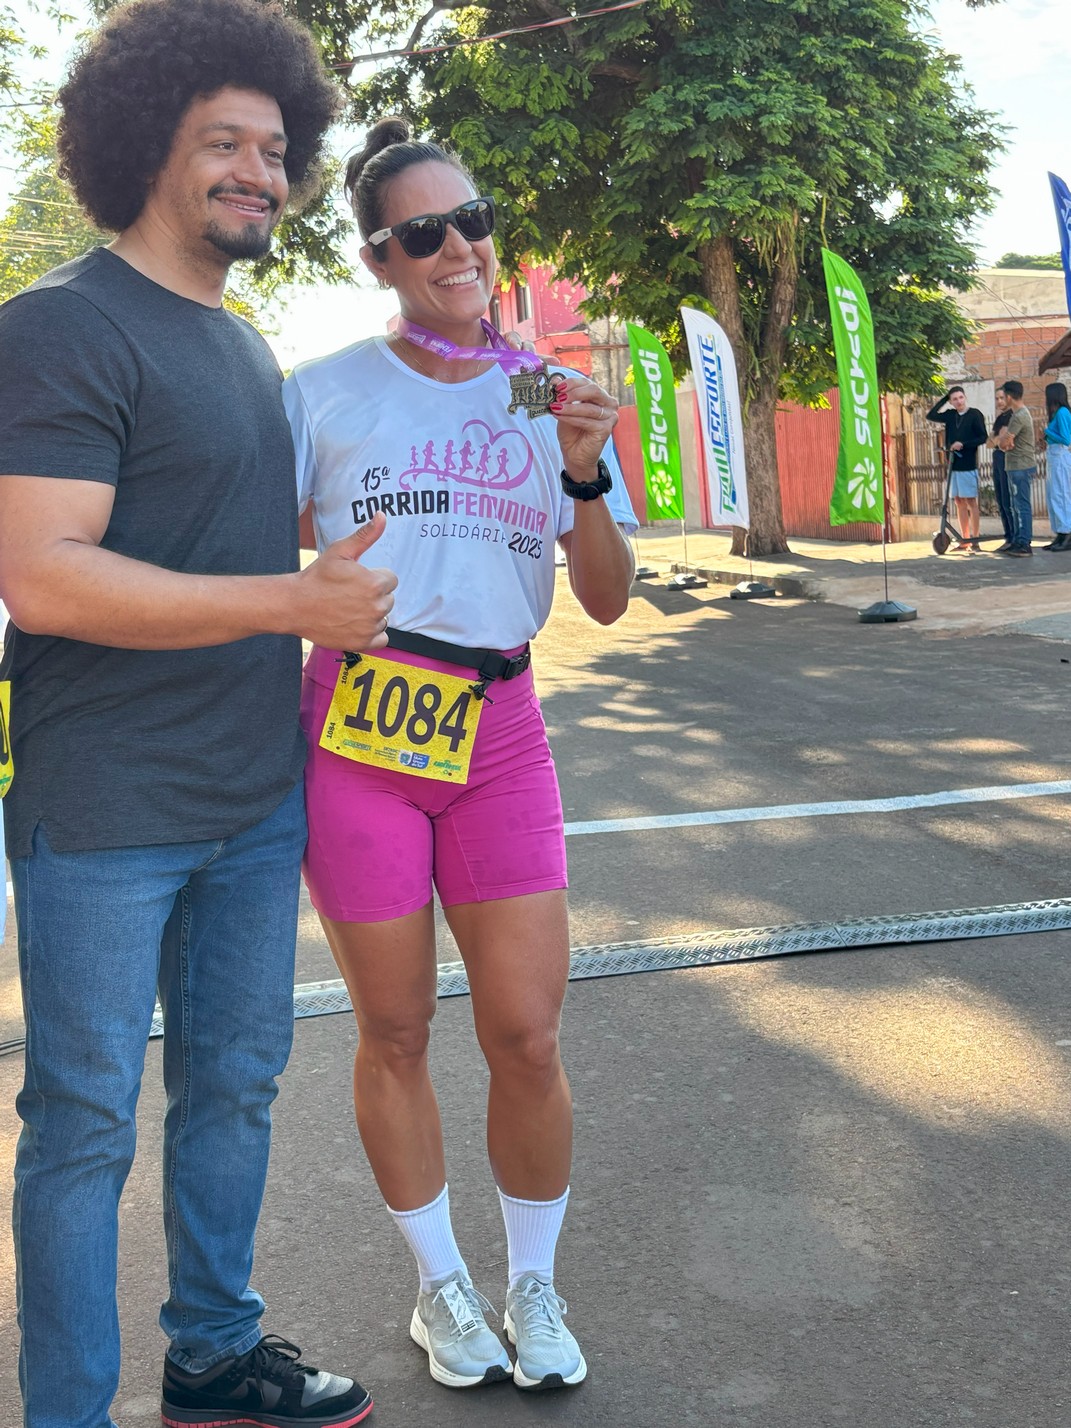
[668,562,821,600]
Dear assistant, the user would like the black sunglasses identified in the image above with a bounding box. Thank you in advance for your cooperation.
[367,196,496,259]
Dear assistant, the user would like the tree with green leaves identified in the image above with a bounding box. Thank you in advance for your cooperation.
[84,0,354,302]
[0,97,284,322]
[290,0,1001,553]
[0,11,90,303]
[1,6,22,96]
[994,252,1061,270]
[0,103,102,303]
[0,3,351,318]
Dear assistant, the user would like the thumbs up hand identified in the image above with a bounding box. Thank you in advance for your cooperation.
[291,512,397,650]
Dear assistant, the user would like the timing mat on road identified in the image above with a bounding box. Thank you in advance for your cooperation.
[143,897,1071,1037]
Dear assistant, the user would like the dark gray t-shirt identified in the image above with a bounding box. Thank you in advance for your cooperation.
[0,248,306,856]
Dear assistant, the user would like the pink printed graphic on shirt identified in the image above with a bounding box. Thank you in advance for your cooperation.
[399,419,534,492]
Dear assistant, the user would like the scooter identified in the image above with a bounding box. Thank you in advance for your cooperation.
[931,453,981,555]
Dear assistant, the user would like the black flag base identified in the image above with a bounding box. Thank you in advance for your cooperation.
[858,599,918,624]
[633,565,660,580]
[666,570,708,589]
[730,579,777,601]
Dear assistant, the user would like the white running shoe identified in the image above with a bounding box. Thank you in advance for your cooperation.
[503,1274,587,1390]
[409,1272,513,1388]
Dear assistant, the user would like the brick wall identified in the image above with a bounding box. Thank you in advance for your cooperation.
[958,321,1071,416]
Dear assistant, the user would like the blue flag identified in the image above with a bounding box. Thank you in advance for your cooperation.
[1050,172,1071,323]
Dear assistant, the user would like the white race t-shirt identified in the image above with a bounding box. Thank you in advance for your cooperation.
[283,337,637,650]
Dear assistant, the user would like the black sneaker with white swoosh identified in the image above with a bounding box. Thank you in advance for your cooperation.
[160,1334,373,1427]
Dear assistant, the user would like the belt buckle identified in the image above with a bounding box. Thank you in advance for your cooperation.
[504,647,531,680]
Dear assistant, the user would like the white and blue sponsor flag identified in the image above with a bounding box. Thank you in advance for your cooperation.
[1050,172,1071,323]
[681,306,749,528]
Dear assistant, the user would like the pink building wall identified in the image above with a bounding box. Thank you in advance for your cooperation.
[494,266,594,374]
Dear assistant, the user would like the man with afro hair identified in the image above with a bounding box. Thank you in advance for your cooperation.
[0,2,396,1425]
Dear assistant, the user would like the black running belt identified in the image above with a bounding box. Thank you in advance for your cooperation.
[385,627,531,682]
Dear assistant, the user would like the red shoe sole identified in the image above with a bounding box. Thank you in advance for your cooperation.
[161,1397,372,1428]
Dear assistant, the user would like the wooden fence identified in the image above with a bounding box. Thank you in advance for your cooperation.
[614,390,1051,539]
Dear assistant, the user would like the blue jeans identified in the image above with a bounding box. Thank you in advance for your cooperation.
[991,450,1014,542]
[1008,467,1035,548]
[11,781,306,1428]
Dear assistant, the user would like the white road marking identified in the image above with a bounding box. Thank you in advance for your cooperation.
[7,777,1071,904]
[562,779,1071,836]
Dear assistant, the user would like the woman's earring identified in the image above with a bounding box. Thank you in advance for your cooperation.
[378,278,391,291]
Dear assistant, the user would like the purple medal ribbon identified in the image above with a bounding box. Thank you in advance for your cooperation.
[396,317,544,376]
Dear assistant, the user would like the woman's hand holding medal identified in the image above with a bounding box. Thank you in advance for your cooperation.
[549,375,619,479]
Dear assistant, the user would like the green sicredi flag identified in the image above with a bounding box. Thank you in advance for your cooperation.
[626,322,684,521]
[822,249,885,526]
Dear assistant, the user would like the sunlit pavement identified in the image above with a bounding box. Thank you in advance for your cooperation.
[3,571,1070,1427]
[632,525,1071,637]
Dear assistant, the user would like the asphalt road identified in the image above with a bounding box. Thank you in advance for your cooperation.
[2,574,1070,1427]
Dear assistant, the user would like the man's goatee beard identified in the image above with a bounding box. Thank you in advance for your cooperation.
[204,221,274,261]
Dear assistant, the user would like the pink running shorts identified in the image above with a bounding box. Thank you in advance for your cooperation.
[300,645,568,923]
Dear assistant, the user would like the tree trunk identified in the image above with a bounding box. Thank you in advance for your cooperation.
[741,382,790,556]
[698,224,800,557]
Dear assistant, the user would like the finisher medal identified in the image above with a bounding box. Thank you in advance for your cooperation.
[397,317,563,418]
[507,362,556,419]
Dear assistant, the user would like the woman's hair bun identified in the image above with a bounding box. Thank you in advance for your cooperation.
[345,116,475,240]
[368,116,411,152]
[344,115,413,209]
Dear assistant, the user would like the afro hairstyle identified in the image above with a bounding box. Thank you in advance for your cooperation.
[57,0,340,232]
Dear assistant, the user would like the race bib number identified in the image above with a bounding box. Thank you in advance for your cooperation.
[0,680,12,799]
[320,655,483,783]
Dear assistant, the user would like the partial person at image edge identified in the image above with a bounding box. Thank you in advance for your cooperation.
[0,2,396,1425]
[1042,382,1071,551]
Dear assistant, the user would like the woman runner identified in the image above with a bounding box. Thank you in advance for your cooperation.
[282,117,636,1392]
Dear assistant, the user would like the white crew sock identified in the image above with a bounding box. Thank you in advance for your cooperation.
[387,1184,467,1293]
[498,1186,570,1288]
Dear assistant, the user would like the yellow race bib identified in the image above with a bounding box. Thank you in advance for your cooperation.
[0,680,12,799]
[320,655,484,783]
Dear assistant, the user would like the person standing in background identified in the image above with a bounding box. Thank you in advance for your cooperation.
[997,380,1038,557]
[926,386,988,552]
[1042,382,1071,550]
[987,387,1014,552]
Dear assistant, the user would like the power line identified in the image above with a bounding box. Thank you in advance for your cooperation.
[0,224,71,236]
[0,0,654,93]
[0,0,655,109]
[335,0,653,67]
[0,238,72,250]
[0,224,72,237]
[7,191,82,212]
[974,277,1065,353]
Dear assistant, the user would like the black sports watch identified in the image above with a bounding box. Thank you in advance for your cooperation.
[560,459,613,501]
